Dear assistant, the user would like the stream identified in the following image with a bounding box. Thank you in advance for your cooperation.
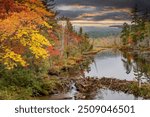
[40,49,150,100]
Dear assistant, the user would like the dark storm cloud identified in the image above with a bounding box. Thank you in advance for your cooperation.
[85,12,131,21]
[55,0,134,8]
[136,0,150,9]
[54,0,150,21]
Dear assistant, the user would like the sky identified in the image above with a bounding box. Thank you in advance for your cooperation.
[54,0,150,27]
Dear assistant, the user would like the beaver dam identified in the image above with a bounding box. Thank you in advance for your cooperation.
[39,49,150,100]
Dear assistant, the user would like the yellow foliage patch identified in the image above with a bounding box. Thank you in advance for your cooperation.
[0,0,54,69]
[2,49,27,69]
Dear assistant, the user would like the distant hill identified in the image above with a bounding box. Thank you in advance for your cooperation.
[109,25,123,28]
[86,27,121,38]
[74,26,122,38]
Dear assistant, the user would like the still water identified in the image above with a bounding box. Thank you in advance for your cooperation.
[85,49,150,82]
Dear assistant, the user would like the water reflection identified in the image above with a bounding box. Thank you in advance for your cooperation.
[38,88,142,100]
[85,49,150,83]
[122,51,150,84]
[95,89,142,100]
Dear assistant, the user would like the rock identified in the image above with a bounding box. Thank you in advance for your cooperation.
[75,93,86,100]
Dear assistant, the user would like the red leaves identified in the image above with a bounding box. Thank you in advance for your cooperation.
[128,37,133,44]
[0,0,26,19]
[48,30,59,42]
[136,31,141,36]
[47,46,60,56]
[0,0,14,18]
[1,0,15,12]
[29,0,37,3]
[71,32,82,42]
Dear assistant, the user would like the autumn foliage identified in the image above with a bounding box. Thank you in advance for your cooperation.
[0,0,92,100]
[0,0,91,70]
[0,0,55,69]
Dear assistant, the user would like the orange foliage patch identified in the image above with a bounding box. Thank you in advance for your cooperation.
[47,46,60,56]
[0,0,27,19]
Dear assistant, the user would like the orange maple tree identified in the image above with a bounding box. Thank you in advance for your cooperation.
[0,0,57,69]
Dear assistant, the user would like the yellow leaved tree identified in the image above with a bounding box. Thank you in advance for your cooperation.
[0,0,54,69]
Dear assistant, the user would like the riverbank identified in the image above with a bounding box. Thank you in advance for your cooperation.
[0,47,103,100]
[48,48,104,76]
[119,46,150,52]
[1,48,150,100]
[45,48,150,100]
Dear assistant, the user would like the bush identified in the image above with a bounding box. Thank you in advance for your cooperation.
[0,65,61,99]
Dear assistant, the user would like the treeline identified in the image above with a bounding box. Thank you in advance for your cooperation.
[0,0,91,99]
[121,5,150,48]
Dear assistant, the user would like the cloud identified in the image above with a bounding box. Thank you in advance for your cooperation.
[93,12,131,21]
[56,4,96,11]
[55,0,133,21]
[135,0,150,11]
[55,0,134,9]
[54,0,150,26]
[76,8,131,20]
[71,19,131,27]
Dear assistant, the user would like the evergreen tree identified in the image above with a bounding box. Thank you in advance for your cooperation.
[79,27,83,36]
[42,0,56,10]
[66,18,73,32]
[121,23,130,45]
[131,4,140,25]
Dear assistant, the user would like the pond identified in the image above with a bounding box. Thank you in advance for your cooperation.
[85,49,150,83]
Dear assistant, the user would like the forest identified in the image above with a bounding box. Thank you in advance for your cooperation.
[0,0,92,99]
[121,5,150,49]
[0,0,150,100]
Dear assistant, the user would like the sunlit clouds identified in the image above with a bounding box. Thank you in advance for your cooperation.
[71,20,131,27]
[56,4,96,11]
[76,8,131,19]
[55,0,135,26]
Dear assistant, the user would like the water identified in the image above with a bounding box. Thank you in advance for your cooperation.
[85,49,150,82]
[40,49,149,100]
[39,82,77,100]
[70,82,78,100]
[95,89,142,100]
[39,88,142,100]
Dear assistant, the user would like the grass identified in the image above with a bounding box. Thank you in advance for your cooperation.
[90,35,122,49]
